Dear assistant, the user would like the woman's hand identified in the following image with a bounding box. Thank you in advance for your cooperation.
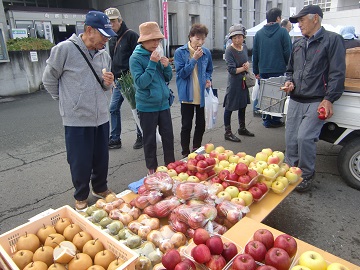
[150,51,161,62]
[206,80,211,88]
[242,61,249,71]
[160,57,169,67]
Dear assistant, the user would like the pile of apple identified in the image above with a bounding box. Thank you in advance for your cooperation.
[231,228,297,270]
[292,251,350,270]
[11,217,124,270]
[185,228,240,270]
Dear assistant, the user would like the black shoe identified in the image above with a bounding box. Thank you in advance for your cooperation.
[108,139,122,149]
[238,128,255,137]
[224,133,241,142]
[133,135,143,149]
[295,176,313,192]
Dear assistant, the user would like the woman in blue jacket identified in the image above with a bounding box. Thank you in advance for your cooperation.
[174,24,213,157]
[129,22,175,175]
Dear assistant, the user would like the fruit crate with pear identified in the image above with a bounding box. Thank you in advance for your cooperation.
[0,205,138,270]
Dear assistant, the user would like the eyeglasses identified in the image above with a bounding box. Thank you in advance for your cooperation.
[96,29,111,40]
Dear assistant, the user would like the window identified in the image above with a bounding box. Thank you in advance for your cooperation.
[0,24,9,62]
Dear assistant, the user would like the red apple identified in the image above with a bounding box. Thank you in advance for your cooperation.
[187,170,196,176]
[195,172,209,181]
[248,186,263,201]
[244,240,267,262]
[175,165,187,174]
[210,176,222,184]
[235,163,248,176]
[222,242,238,262]
[206,235,224,255]
[187,159,197,171]
[253,229,274,250]
[191,243,211,264]
[193,228,210,245]
[167,162,177,170]
[256,266,277,270]
[232,253,257,270]
[205,157,216,166]
[195,154,206,161]
[221,181,230,189]
[162,249,182,270]
[264,247,291,270]
[205,254,227,270]
[247,169,258,180]
[273,234,297,258]
[197,160,209,173]
[253,182,268,194]
[238,174,252,185]
[218,170,230,181]
[227,172,239,182]
[174,258,196,270]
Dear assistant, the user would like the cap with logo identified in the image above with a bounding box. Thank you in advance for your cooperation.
[85,10,117,37]
[289,5,323,23]
[104,7,122,20]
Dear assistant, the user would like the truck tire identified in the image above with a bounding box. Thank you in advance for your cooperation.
[338,138,360,190]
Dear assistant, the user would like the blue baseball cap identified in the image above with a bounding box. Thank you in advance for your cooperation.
[85,10,117,37]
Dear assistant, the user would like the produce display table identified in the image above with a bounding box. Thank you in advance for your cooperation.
[223,216,358,269]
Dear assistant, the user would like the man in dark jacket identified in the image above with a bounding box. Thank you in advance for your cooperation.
[252,7,292,128]
[105,7,143,150]
[282,5,346,192]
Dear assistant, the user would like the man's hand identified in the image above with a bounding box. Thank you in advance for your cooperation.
[160,57,169,67]
[318,99,333,119]
[102,71,115,87]
[150,51,161,62]
[280,81,295,93]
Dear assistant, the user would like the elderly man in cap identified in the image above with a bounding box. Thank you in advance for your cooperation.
[281,5,346,192]
[104,7,143,150]
[42,10,117,210]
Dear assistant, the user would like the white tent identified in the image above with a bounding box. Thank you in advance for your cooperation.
[247,20,267,37]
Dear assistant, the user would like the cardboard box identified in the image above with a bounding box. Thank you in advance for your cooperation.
[0,205,138,270]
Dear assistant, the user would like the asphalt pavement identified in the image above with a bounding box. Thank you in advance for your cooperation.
[0,59,359,266]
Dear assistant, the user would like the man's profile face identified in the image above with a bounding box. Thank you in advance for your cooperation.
[298,14,319,37]
[110,18,122,32]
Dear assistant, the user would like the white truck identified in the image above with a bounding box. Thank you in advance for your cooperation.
[258,77,360,190]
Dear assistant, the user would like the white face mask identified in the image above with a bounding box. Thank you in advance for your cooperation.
[155,43,164,57]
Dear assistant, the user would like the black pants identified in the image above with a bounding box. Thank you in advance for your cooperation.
[224,107,246,127]
[180,103,205,156]
[65,122,109,201]
[139,109,175,170]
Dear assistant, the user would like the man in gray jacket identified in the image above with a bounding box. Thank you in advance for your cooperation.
[282,5,345,192]
[42,11,117,210]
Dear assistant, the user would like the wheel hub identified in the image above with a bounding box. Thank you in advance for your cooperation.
[349,150,360,181]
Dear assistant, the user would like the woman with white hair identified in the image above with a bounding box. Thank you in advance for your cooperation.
[340,26,360,49]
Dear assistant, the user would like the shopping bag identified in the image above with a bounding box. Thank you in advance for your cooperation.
[251,79,260,101]
[205,87,219,129]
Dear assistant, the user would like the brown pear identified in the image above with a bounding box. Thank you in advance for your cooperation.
[12,250,33,269]
[87,265,105,270]
[94,250,115,269]
[54,217,72,234]
[63,223,82,241]
[33,245,54,267]
[72,231,93,251]
[82,239,104,260]
[23,261,48,270]
[48,263,67,270]
[68,253,93,270]
[44,233,66,249]
[36,224,57,244]
[16,232,41,253]
[107,258,125,270]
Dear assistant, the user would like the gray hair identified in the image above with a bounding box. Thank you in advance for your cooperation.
[308,13,322,23]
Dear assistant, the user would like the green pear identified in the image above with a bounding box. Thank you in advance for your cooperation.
[86,205,99,216]
[92,209,108,223]
[147,249,163,265]
[99,217,113,228]
[135,255,151,270]
[125,235,142,249]
[133,241,156,257]
[107,220,124,235]
[117,228,135,240]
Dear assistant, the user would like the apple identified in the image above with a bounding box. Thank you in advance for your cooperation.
[262,168,276,179]
[278,167,287,177]
[238,157,250,166]
[274,234,297,258]
[244,155,255,163]
[187,176,200,182]
[188,152,197,159]
[225,186,240,198]
[156,166,168,172]
[232,253,257,270]
[196,160,209,173]
[271,180,286,194]
[256,152,268,162]
[210,176,222,184]
[275,176,289,188]
[238,175,252,185]
[272,151,285,162]
[218,170,230,181]
[167,169,178,177]
[194,154,205,161]
[193,228,210,245]
[205,157,216,166]
[222,181,230,189]
[326,262,350,270]
[214,164,224,174]
[268,164,280,173]
[235,163,248,176]
[228,163,237,172]
[253,229,274,250]
[206,235,224,255]
[289,166,302,176]
[258,266,278,270]
[285,171,299,184]
[195,172,209,181]
[229,155,240,164]
[227,172,239,182]
[231,197,246,206]
[238,191,253,206]
[167,162,177,170]
[175,259,196,270]
[247,169,258,180]
[244,240,267,262]
[209,150,218,158]
[175,165,188,174]
[267,154,280,165]
[219,160,230,169]
[205,143,215,153]
[187,159,197,171]
[253,182,268,194]
[215,146,225,153]
[162,249,182,270]
[265,247,291,270]
[191,243,211,264]
[217,191,232,201]
[177,172,189,181]
[260,178,273,189]
[236,151,247,158]
[248,186,264,201]
[298,251,327,270]
[222,242,238,262]
[256,161,268,170]
[205,254,227,270]
[218,153,229,161]
[262,148,273,156]
[280,163,290,171]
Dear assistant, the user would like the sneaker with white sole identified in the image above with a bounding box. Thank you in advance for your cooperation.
[92,189,116,199]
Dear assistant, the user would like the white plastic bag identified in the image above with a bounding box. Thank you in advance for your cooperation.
[131,109,162,143]
[251,79,260,101]
[205,87,219,129]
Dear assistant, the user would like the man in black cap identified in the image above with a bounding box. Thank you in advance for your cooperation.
[281,5,346,192]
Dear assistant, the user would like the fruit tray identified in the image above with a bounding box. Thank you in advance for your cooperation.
[194,164,215,173]
[223,175,260,190]
[182,234,243,270]
[0,205,138,270]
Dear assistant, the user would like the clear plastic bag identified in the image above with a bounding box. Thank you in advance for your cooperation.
[204,87,219,129]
